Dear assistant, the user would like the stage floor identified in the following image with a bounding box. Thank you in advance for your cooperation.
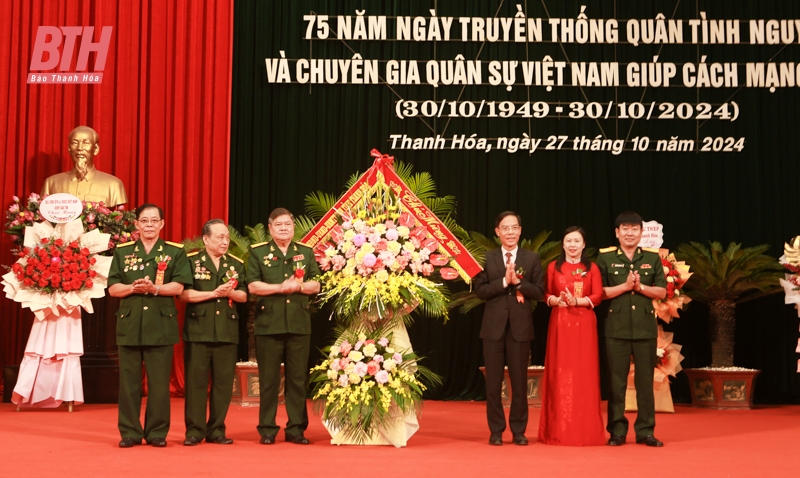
[3,399,799,477]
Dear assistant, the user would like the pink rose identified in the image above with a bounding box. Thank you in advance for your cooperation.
[367,361,380,376]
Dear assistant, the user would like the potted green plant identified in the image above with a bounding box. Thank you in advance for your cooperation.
[675,241,783,409]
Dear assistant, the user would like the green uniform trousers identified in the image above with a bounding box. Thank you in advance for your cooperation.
[605,337,657,438]
[183,342,237,440]
[255,334,310,438]
[118,345,173,441]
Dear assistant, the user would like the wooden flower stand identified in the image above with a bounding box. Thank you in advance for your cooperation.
[683,368,760,410]
[479,366,544,407]
[230,363,284,407]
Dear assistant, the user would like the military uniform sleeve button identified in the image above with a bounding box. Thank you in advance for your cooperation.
[631,305,636,310]
[143,306,149,310]
[216,310,220,315]
[286,299,291,304]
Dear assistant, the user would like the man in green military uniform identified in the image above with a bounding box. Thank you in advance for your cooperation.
[108,203,193,448]
[247,208,321,445]
[180,219,248,446]
[597,211,667,448]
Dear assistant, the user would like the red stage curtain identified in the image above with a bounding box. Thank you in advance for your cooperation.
[0,0,233,396]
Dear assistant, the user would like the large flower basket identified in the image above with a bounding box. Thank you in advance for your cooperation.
[311,317,426,447]
[2,219,112,409]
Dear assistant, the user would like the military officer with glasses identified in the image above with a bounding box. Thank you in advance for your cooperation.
[108,203,193,448]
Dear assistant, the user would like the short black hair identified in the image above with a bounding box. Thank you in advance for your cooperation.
[495,211,522,228]
[136,203,164,220]
[615,211,643,228]
[202,218,226,236]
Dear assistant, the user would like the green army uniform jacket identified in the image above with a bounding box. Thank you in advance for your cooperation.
[107,238,193,346]
[596,246,667,340]
[245,240,321,336]
[183,251,247,344]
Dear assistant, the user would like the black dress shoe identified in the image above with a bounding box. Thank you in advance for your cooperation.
[488,433,503,446]
[285,434,310,445]
[636,436,664,447]
[183,436,201,446]
[118,437,141,448]
[207,436,234,445]
[148,437,167,447]
[259,434,276,445]
[607,435,626,446]
[512,434,528,446]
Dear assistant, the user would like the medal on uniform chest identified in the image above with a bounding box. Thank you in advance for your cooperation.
[154,254,172,285]
[224,267,239,308]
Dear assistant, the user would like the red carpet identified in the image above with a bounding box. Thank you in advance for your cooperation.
[2,400,799,477]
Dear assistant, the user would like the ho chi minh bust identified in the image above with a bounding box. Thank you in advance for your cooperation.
[41,126,128,207]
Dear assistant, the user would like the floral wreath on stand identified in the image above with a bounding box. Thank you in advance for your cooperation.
[2,219,113,318]
[307,153,475,443]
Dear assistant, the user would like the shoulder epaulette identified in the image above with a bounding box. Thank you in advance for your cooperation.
[599,246,617,253]
[117,241,135,248]
[186,251,200,257]
[228,253,244,263]
[295,241,310,248]
[250,241,269,249]
[642,247,660,254]
[165,241,185,248]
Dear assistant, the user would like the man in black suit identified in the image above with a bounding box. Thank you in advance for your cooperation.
[474,211,544,446]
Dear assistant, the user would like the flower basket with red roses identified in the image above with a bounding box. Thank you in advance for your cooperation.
[11,237,98,293]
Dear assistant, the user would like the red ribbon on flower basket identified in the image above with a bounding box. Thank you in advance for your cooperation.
[300,149,483,282]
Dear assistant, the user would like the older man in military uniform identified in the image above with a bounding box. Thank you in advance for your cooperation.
[597,211,667,448]
[180,219,248,446]
[108,203,193,448]
[41,126,128,207]
[246,208,321,445]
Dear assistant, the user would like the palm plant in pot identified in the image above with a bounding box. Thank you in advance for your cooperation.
[674,241,783,408]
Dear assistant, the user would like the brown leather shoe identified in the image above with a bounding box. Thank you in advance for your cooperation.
[512,434,528,446]
[607,435,626,446]
[636,435,664,447]
[488,433,502,446]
